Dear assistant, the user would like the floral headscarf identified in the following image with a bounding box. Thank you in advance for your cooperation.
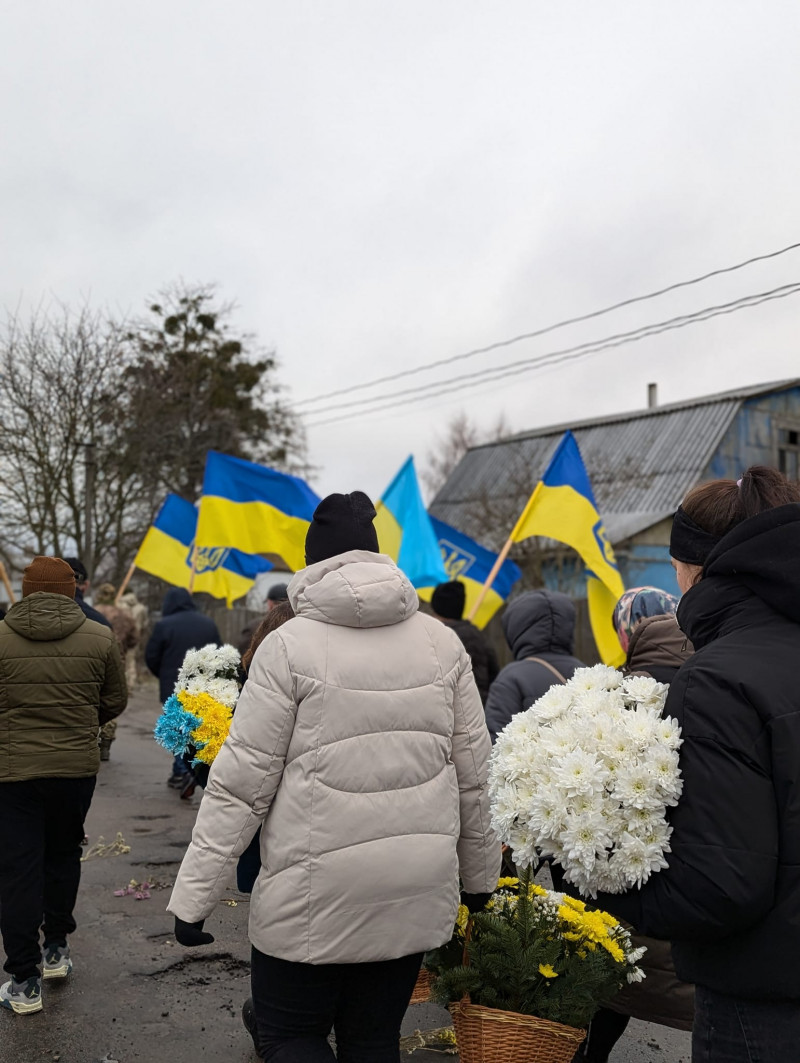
[612,586,680,654]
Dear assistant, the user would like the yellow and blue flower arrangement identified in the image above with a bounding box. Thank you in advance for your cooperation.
[154,643,241,766]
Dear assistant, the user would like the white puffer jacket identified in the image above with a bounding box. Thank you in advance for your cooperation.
[168,551,500,964]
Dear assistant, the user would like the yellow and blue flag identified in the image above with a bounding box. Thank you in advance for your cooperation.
[511,431,625,666]
[374,456,449,588]
[195,452,320,572]
[418,517,522,628]
[134,494,274,607]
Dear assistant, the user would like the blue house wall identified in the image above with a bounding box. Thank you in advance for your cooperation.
[539,544,680,599]
[705,387,800,479]
[618,544,679,597]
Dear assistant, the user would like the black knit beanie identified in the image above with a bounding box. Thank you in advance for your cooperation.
[431,580,466,620]
[304,491,379,565]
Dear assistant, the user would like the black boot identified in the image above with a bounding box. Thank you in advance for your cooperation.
[242,997,261,1058]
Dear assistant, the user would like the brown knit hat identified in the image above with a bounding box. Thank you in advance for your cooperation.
[22,556,77,599]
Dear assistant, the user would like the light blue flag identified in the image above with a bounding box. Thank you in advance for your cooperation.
[374,456,448,588]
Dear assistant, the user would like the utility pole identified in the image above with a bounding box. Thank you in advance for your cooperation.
[83,441,96,579]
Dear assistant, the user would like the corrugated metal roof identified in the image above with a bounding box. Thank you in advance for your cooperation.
[430,379,800,545]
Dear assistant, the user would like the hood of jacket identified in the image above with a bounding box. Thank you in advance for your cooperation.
[678,504,800,649]
[288,551,419,629]
[626,613,693,675]
[161,587,197,616]
[501,589,576,659]
[3,592,87,642]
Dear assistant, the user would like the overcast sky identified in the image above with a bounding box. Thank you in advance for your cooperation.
[3,2,800,503]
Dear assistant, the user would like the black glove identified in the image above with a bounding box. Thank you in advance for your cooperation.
[174,917,215,946]
[460,891,492,914]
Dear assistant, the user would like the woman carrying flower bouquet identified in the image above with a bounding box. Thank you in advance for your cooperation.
[597,466,800,1063]
[574,587,694,1063]
[167,491,500,1063]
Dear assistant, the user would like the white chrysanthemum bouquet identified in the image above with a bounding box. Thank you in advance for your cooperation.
[488,664,683,897]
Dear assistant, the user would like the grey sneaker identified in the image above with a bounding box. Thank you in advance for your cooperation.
[42,943,72,981]
[0,976,42,1014]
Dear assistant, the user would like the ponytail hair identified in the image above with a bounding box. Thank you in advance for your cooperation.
[682,466,800,541]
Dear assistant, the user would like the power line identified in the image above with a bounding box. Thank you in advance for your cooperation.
[296,238,800,408]
[306,281,800,419]
[305,282,800,428]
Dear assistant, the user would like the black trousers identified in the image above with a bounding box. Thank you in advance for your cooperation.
[0,776,96,981]
[693,985,800,1063]
[251,946,423,1062]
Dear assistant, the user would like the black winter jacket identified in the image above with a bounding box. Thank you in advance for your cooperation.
[602,504,800,1001]
[145,588,222,703]
[441,618,499,705]
[484,590,583,742]
[75,587,112,630]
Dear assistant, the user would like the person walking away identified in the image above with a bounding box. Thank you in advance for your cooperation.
[430,580,499,705]
[233,598,296,1057]
[93,583,138,761]
[613,586,691,684]
[117,590,149,689]
[168,491,500,1062]
[186,601,296,804]
[63,560,117,763]
[0,557,127,1014]
[63,556,112,631]
[145,588,221,797]
[574,587,694,1063]
[484,589,583,743]
[591,466,800,1063]
[236,582,289,656]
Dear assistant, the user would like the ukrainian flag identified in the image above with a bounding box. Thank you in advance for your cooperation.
[511,431,625,666]
[374,456,449,588]
[195,452,320,572]
[418,518,522,629]
[134,494,274,607]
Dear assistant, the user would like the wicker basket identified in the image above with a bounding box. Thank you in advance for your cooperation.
[449,997,586,1063]
[409,966,434,1005]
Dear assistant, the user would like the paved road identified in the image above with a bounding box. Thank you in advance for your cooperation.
[0,683,691,1063]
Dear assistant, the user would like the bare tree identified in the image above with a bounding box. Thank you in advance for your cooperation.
[421,409,513,501]
[0,286,310,586]
[0,303,146,579]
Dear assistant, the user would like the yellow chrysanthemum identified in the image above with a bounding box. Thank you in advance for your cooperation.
[183,692,233,766]
[581,911,611,941]
[557,905,583,931]
[496,877,519,889]
[599,937,625,963]
[538,964,558,979]
[455,904,470,938]
[561,896,587,913]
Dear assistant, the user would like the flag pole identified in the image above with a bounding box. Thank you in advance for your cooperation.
[0,561,16,605]
[114,560,137,604]
[466,482,543,622]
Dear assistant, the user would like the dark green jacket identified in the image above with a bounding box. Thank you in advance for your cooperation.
[0,592,128,782]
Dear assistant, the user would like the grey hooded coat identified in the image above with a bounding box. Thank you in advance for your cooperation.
[484,590,583,742]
